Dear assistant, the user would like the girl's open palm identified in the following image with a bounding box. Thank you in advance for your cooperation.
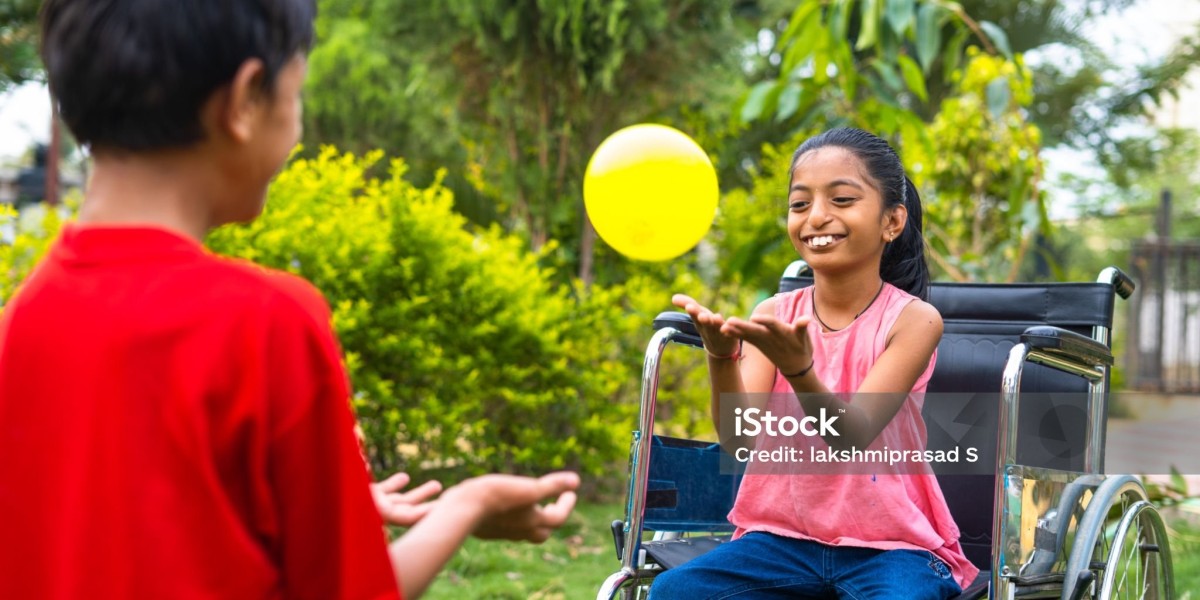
[723,314,814,376]
[671,294,741,356]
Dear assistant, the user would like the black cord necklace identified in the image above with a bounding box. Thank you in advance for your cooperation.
[811,281,886,332]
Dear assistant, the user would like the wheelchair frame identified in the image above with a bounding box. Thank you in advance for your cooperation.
[598,264,1174,600]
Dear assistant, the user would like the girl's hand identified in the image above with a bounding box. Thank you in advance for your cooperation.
[723,314,814,375]
[672,294,742,357]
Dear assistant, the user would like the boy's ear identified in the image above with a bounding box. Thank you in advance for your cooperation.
[218,58,269,144]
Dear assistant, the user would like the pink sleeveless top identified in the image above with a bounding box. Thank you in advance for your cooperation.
[727,283,979,588]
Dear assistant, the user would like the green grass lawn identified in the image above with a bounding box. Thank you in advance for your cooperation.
[1169,517,1200,597]
[417,501,1200,599]
[422,500,625,600]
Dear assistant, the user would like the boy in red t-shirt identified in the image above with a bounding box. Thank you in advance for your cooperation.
[0,1,577,598]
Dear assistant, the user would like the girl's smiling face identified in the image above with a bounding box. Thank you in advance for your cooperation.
[786,146,906,276]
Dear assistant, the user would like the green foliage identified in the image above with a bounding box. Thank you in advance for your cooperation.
[1168,517,1200,594]
[306,19,427,158]
[207,149,645,480]
[731,1,1051,283]
[740,0,1012,137]
[323,0,756,285]
[1054,127,1200,282]
[1078,23,1200,188]
[724,54,1048,284]
[0,150,732,488]
[424,500,621,599]
[0,204,68,306]
[302,6,465,189]
[909,51,1047,282]
[0,0,41,93]
[710,130,817,293]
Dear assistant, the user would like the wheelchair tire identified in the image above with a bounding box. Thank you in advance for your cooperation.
[1062,475,1174,600]
[1095,500,1173,600]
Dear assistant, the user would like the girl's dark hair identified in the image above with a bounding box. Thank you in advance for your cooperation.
[790,127,931,300]
[41,0,317,152]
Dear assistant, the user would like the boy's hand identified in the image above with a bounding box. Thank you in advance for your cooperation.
[371,472,444,527]
[446,472,580,543]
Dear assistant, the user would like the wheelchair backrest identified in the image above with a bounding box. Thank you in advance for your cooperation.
[778,274,1119,569]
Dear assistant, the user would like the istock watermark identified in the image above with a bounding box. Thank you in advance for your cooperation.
[719,393,991,475]
[732,444,979,466]
[714,392,1200,477]
[733,407,840,437]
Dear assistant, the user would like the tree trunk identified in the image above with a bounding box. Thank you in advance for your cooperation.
[46,103,61,206]
[579,212,596,288]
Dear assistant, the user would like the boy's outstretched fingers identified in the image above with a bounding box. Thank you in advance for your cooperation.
[372,472,444,527]
[528,482,578,543]
[461,471,580,542]
[536,470,581,496]
[542,472,583,525]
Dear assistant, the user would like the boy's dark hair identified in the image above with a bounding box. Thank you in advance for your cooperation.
[790,127,931,301]
[40,0,317,153]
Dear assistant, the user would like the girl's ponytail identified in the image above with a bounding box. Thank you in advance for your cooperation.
[880,177,930,300]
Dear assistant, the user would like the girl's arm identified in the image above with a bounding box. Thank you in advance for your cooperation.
[726,299,943,450]
[673,295,778,454]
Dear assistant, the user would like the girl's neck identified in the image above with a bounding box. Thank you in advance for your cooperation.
[810,270,886,331]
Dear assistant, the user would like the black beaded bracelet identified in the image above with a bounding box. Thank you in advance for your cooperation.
[780,360,815,378]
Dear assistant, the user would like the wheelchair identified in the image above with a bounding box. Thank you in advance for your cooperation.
[598,263,1175,600]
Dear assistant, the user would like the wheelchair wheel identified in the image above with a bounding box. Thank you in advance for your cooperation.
[1095,500,1173,600]
[1062,475,1174,600]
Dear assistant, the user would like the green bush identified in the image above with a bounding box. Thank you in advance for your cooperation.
[0,150,736,492]
[1,203,69,306]
[208,148,646,481]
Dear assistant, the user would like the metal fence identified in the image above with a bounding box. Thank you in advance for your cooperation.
[1127,238,1200,393]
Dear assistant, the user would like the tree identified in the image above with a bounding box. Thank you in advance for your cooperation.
[311,1,766,286]
[0,0,41,93]
[1086,26,1200,189]
[911,51,1048,282]
[950,1,1200,225]
[731,0,1047,282]
[1054,127,1200,280]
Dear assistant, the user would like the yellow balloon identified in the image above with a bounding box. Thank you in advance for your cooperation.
[583,124,718,262]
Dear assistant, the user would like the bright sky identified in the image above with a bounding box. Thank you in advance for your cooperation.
[0,82,51,163]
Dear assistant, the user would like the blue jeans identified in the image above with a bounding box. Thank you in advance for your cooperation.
[649,532,962,600]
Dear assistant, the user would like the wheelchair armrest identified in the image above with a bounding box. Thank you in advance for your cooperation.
[652,311,704,349]
[1020,326,1112,368]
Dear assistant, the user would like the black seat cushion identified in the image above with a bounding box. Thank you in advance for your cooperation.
[643,535,732,571]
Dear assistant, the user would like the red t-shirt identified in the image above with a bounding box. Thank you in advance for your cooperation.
[0,224,401,599]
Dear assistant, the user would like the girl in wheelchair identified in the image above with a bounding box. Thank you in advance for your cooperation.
[663,128,978,599]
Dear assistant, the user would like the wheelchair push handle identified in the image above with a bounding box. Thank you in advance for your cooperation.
[1098,266,1135,299]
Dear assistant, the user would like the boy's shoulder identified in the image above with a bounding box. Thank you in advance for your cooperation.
[209,255,334,326]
